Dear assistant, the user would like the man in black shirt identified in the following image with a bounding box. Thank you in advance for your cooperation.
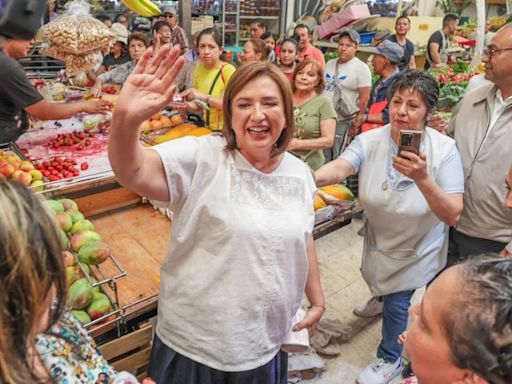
[0,37,110,143]
[387,16,416,71]
[425,13,459,70]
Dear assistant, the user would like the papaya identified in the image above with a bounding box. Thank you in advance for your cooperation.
[153,123,196,144]
[67,278,93,309]
[43,199,65,212]
[58,198,78,211]
[77,241,111,265]
[314,194,327,210]
[57,228,69,249]
[68,210,85,224]
[320,184,355,201]
[56,211,73,232]
[70,231,102,252]
[86,291,113,320]
[187,127,212,137]
[72,309,92,324]
[70,219,95,235]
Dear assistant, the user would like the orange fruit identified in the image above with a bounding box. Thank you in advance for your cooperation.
[150,113,161,121]
[149,120,163,131]
[170,114,183,125]
[160,116,172,127]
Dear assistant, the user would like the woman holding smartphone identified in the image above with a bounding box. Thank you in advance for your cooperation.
[315,70,464,384]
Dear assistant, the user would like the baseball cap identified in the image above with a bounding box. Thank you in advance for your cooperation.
[338,29,360,45]
[162,6,177,16]
[110,22,128,45]
[368,40,404,64]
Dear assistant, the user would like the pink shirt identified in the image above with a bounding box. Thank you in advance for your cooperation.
[298,44,325,68]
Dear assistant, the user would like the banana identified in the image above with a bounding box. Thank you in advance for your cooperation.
[139,0,162,16]
[121,0,153,18]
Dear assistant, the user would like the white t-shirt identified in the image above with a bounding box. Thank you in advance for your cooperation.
[151,134,316,371]
[324,57,372,112]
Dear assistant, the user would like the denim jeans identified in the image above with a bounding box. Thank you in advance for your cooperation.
[377,289,415,363]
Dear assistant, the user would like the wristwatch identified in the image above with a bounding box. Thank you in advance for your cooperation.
[360,113,368,123]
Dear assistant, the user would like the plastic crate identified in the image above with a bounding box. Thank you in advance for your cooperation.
[359,32,376,45]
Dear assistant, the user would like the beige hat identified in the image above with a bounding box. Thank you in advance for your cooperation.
[162,6,177,16]
[110,22,128,45]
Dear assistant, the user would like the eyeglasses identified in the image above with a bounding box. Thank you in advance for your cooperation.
[483,47,512,57]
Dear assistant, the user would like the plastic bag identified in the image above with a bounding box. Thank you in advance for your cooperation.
[40,1,114,55]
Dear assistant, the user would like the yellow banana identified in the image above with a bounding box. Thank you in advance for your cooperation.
[122,0,153,18]
[139,0,162,17]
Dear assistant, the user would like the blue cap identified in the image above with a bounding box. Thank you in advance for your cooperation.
[369,40,404,64]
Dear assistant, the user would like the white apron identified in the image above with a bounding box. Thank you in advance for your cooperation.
[358,126,449,296]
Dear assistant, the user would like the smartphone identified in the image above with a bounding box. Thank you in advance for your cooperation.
[398,130,422,157]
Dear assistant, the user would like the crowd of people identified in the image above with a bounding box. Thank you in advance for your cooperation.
[0,5,511,384]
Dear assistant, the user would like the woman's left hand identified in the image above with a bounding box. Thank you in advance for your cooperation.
[293,306,324,336]
[393,151,428,182]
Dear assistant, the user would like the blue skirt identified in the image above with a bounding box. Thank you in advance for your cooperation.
[148,335,288,384]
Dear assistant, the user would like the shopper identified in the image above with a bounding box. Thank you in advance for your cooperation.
[0,37,110,143]
[91,32,150,97]
[323,30,371,160]
[278,37,299,81]
[315,70,464,384]
[446,24,512,264]
[0,181,146,384]
[261,31,279,63]
[115,13,129,31]
[159,7,189,55]
[152,20,172,46]
[359,40,403,133]
[294,23,325,68]
[250,21,266,39]
[98,23,130,72]
[239,38,269,62]
[109,46,325,383]
[424,13,459,69]
[402,255,512,384]
[178,28,236,131]
[290,59,336,170]
[502,164,512,256]
[387,16,416,71]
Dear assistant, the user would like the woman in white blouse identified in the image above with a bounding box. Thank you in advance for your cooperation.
[108,46,324,383]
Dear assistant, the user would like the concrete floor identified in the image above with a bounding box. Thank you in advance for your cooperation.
[305,217,424,384]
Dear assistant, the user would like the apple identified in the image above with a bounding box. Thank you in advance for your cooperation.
[0,158,8,167]
[0,163,15,177]
[5,154,20,165]
[20,161,35,172]
[30,180,45,192]
[12,170,32,187]
[29,169,43,181]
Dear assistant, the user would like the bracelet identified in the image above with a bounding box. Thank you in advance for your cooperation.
[308,305,326,311]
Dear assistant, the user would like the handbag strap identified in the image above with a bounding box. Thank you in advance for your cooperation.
[206,64,226,128]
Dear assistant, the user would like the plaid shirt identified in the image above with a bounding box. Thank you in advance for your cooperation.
[171,25,189,54]
[98,60,136,84]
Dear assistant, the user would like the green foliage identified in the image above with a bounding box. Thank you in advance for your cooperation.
[435,0,473,16]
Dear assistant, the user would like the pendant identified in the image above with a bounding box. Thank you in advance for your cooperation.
[382,180,389,191]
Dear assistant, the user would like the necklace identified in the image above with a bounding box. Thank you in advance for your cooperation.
[382,180,389,191]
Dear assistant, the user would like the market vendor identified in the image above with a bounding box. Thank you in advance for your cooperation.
[0,37,110,144]
[424,13,460,70]
[178,28,236,131]
[315,70,464,384]
[294,23,325,68]
[91,32,150,97]
[109,47,324,383]
[387,16,416,71]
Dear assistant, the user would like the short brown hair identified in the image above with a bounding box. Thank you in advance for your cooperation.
[223,62,294,157]
[291,58,325,94]
[128,31,150,48]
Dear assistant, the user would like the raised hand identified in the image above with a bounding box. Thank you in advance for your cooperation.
[393,151,428,182]
[114,44,185,128]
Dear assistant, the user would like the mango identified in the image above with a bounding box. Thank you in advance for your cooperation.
[86,291,113,320]
[67,278,93,309]
[70,219,95,234]
[57,228,69,249]
[66,266,82,286]
[314,194,327,210]
[68,210,85,224]
[70,231,102,252]
[59,198,78,211]
[78,241,111,265]
[63,251,76,267]
[187,127,212,137]
[72,309,92,324]
[56,211,73,232]
[320,184,355,201]
[43,199,65,212]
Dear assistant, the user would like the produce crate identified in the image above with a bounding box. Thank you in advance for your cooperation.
[99,322,153,382]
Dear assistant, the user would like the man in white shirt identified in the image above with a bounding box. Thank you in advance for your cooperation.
[446,24,512,264]
[323,30,371,161]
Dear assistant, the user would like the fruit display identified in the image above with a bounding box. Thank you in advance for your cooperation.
[44,197,115,325]
[314,184,355,211]
[122,0,161,17]
[33,156,89,183]
[0,150,45,190]
[140,112,184,133]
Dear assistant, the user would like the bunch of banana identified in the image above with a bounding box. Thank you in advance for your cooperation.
[122,0,161,17]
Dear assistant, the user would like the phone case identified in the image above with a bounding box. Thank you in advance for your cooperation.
[398,130,422,156]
